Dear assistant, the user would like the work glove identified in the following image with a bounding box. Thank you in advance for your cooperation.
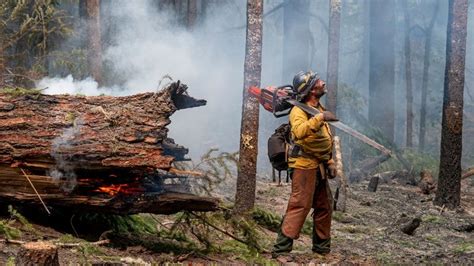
[322,111,339,122]
[327,163,337,179]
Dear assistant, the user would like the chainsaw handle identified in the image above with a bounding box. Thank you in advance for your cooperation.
[272,85,294,118]
[274,109,291,118]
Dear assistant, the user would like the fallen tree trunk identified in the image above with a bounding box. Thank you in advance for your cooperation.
[0,82,219,214]
[348,153,391,182]
[0,81,202,169]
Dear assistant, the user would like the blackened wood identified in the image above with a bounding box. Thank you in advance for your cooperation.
[0,165,219,214]
[367,176,379,192]
[400,217,421,235]
[434,0,468,209]
[235,0,263,214]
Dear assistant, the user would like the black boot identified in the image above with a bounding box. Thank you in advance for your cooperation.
[312,227,330,254]
[272,228,293,258]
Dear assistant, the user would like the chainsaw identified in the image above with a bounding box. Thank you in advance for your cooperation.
[248,85,392,155]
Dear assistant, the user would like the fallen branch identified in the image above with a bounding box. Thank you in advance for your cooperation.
[188,212,250,248]
[462,167,474,179]
[0,238,110,247]
[54,239,110,247]
[0,238,26,245]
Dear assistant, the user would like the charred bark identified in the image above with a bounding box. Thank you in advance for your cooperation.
[367,176,379,192]
[400,217,421,235]
[234,0,263,214]
[434,0,468,209]
[0,82,218,214]
[326,0,341,114]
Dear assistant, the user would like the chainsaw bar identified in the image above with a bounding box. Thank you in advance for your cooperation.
[286,99,392,155]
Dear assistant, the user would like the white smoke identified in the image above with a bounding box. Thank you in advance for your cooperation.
[37,75,119,96]
[38,0,249,160]
[48,117,84,192]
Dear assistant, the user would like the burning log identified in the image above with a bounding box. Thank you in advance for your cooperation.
[0,82,219,214]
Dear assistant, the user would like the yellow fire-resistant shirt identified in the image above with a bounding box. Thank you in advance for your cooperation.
[287,103,334,169]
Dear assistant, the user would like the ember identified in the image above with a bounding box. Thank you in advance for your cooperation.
[95,184,144,196]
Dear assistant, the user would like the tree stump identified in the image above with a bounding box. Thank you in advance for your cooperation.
[368,176,379,192]
[17,241,59,266]
[419,170,436,194]
[400,217,422,235]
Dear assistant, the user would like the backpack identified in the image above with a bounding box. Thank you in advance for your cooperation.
[267,123,291,182]
[267,108,310,182]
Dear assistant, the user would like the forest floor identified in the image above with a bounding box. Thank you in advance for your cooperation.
[0,176,473,265]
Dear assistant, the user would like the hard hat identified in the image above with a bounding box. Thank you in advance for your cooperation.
[292,71,319,101]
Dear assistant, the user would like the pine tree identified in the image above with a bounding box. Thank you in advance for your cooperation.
[434,0,468,209]
[234,0,263,214]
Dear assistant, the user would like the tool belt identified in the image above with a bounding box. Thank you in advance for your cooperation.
[287,144,330,180]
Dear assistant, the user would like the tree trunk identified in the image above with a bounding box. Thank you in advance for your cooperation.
[434,0,468,209]
[282,0,310,82]
[419,0,440,152]
[403,0,413,148]
[326,0,341,114]
[17,241,59,266]
[0,82,218,214]
[187,0,198,29]
[81,0,103,86]
[234,0,263,214]
[369,0,395,142]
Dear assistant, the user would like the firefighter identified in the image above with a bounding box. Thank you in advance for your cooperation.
[272,71,338,256]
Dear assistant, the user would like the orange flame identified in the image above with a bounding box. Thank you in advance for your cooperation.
[95,184,143,196]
